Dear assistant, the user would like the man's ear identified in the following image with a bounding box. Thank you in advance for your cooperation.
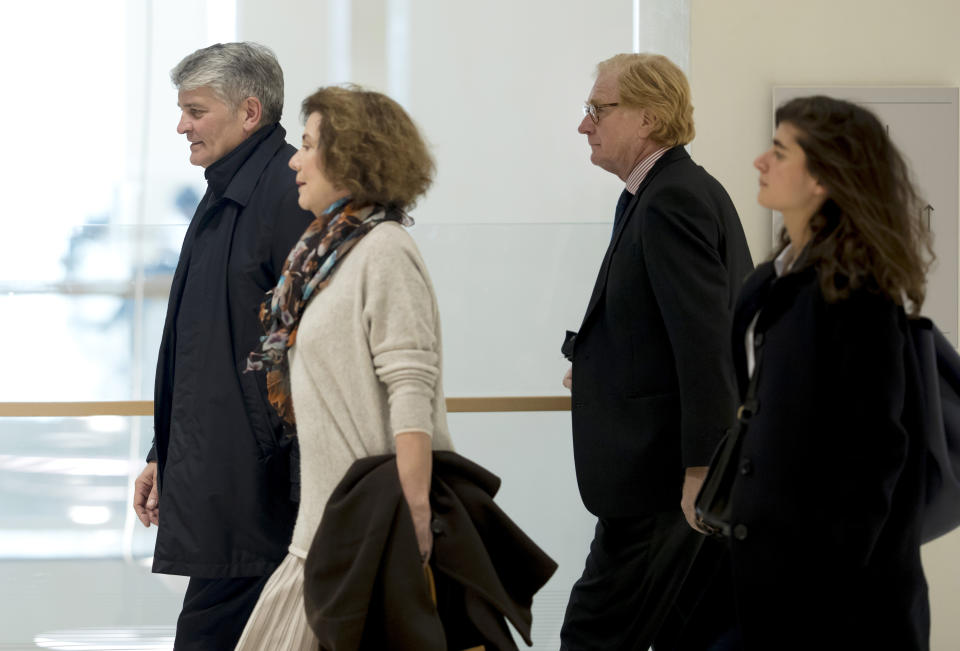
[240,96,263,134]
[637,108,656,138]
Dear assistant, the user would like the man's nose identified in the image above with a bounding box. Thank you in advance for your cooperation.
[578,115,594,134]
[176,114,189,135]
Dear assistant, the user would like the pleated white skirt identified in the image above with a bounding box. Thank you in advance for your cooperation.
[235,553,318,651]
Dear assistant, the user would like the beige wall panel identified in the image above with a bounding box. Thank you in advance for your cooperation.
[690,2,960,648]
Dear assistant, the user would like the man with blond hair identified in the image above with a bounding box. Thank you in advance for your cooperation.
[560,53,752,649]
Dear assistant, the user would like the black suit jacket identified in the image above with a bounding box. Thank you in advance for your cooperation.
[568,147,753,518]
[726,261,928,650]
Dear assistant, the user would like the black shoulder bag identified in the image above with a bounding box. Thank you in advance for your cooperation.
[695,318,960,542]
[910,318,960,543]
[694,346,762,538]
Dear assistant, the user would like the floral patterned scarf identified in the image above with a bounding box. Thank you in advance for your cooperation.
[246,197,402,434]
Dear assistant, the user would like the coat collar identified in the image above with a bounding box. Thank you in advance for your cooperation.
[733,256,819,344]
[731,251,821,388]
[732,261,776,345]
[202,123,277,198]
[609,146,689,250]
[189,124,287,237]
[579,146,689,332]
[222,123,287,207]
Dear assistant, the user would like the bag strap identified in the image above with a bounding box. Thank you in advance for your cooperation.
[739,340,763,425]
[694,339,764,536]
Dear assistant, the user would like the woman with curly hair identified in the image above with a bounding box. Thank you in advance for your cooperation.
[724,95,933,650]
[236,85,453,650]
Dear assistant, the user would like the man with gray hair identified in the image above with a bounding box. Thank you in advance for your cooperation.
[131,42,313,650]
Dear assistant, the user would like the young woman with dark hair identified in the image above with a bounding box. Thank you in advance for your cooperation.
[725,95,933,650]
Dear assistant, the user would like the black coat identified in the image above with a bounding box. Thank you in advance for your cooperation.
[303,451,558,651]
[150,124,315,577]
[726,261,929,650]
[568,147,753,517]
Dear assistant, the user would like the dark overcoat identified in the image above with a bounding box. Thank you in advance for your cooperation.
[568,146,753,517]
[303,451,558,651]
[150,124,314,577]
[726,260,929,650]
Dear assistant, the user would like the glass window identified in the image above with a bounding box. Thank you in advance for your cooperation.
[0,2,235,647]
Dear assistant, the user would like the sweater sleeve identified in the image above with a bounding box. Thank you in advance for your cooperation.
[362,229,440,437]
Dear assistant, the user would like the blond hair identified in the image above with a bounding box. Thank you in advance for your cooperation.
[597,53,695,147]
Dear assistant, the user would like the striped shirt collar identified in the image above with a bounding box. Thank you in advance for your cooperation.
[624,146,669,194]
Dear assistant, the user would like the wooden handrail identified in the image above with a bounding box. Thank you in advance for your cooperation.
[0,401,155,417]
[0,396,571,418]
[445,396,570,412]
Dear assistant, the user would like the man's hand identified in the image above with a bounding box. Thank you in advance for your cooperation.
[681,465,709,534]
[133,462,159,527]
[562,366,573,390]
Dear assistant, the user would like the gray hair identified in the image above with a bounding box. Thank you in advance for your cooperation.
[171,42,284,125]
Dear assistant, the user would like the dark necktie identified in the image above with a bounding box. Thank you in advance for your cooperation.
[612,189,632,238]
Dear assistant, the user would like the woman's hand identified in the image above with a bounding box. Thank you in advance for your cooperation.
[395,431,434,565]
[409,501,434,564]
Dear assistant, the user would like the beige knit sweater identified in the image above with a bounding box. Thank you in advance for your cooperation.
[287,220,454,557]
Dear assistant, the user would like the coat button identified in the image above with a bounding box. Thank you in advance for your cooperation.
[431,519,442,534]
[733,524,748,540]
[754,332,764,347]
[739,459,753,476]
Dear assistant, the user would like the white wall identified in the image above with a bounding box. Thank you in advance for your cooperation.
[688,0,959,262]
[689,1,960,648]
[239,0,632,227]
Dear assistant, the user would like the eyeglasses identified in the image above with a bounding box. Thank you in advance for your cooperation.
[583,102,619,124]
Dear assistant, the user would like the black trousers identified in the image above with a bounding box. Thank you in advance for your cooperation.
[174,574,271,651]
[560,511,735,651]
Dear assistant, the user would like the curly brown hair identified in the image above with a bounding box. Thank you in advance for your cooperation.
[301,85,435,211]
[775,96,933,315]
